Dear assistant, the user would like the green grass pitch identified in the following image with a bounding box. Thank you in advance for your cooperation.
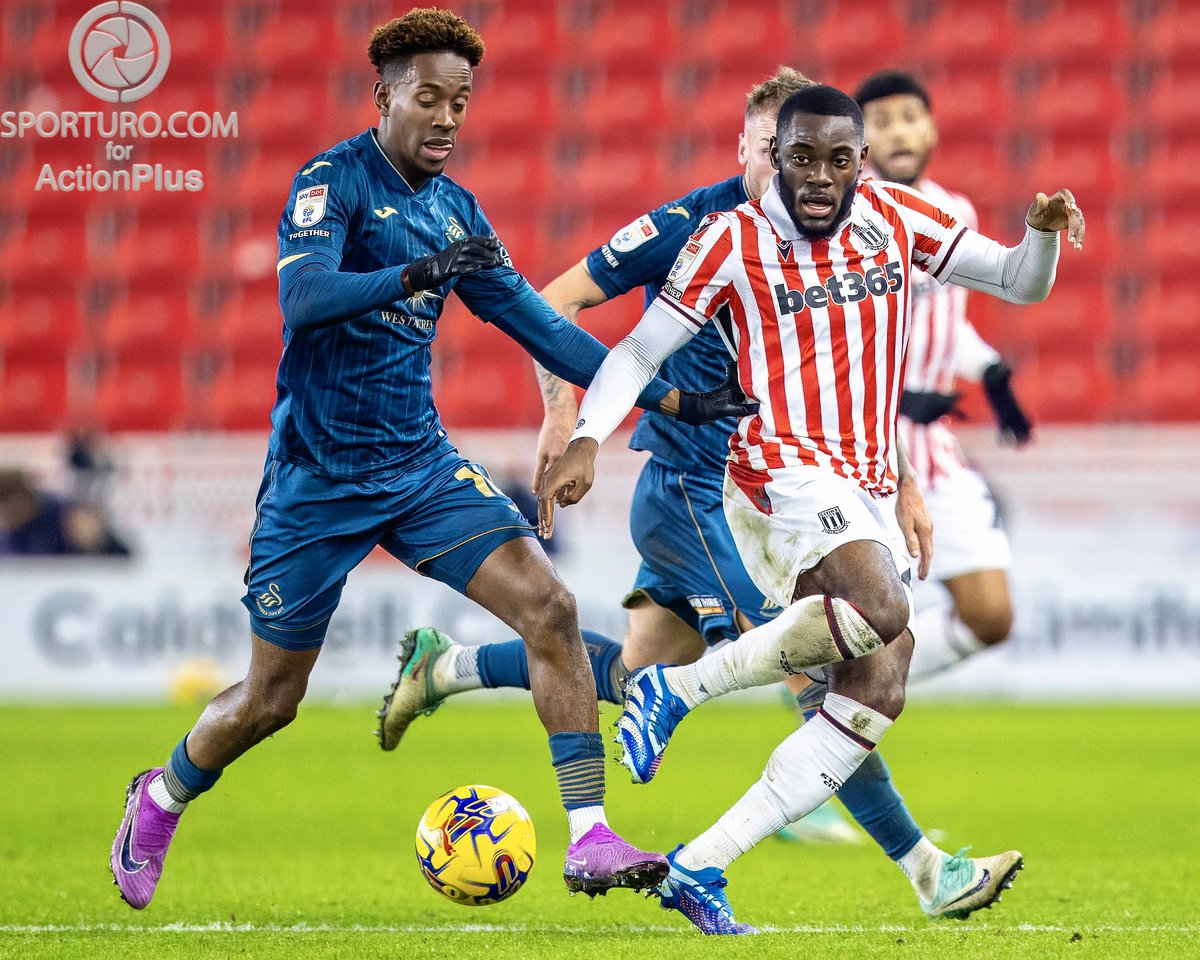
[1,697,1197,959]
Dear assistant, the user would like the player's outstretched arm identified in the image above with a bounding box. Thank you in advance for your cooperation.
[530,262,610,493]
[537,301,697,537]
[943,189,1084,304]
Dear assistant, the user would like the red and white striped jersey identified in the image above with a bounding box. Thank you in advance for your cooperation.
[656,175,968,498]
[896,177,1001,490]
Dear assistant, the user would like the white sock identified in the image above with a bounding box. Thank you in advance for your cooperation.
[909,605,988,683]
[567,805,607,843]
[897,836,944,900]
[429,643,483,697]
[676,693,892,872]
[147,773,187,814]
[664,596,884,708]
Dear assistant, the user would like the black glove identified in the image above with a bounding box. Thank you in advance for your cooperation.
[404,235,504,292]
[899,389,963,425]
[677,360,759,425]
[982,361,1033,445]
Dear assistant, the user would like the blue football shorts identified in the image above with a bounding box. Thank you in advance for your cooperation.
[242,450,534,649]
[625,457,779,646]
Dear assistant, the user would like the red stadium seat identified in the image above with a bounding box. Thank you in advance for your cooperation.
[0,224,88,285]
[1142,2,1200,65]
[1129,351,1200,422]
[923,69,1012,142]
[471,5,562,73]
[250,13,340,74]
[434,351,543,428]
[0,359,69,432]
[577,74,668,140]
[1023,68,1126,136]
[567,6,674,67]
[106,218,204,284]
[1134,282,1200,348]
[1021,1,1129,64]
[97,292,192,362]
[0,288,82,359]
[1018,353,1115,422]
[1144,68,1200,136]
[210,291,284,360]
[93,358,186,432]
[809,7,906,75]
[203,359,279,432]
[675,3,786,71]
[918,6,1011,68]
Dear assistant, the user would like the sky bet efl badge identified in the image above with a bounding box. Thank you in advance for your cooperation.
[292,184,328,227]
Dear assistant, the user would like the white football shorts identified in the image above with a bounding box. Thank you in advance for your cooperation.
[722,465,912,613]
[923,466,1012,581]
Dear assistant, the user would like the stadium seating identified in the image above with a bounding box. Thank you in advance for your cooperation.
[0,0,1193,431]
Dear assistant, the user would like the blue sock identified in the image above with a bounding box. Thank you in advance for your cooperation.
[802,705,922,860]
[548,731,605,810]
[161,735,221,803]
[477,630,625,704]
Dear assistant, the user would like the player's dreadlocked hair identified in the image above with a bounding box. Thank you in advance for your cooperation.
[368,8,485,81]
[777,84,865,142]
[745,66,816,118]
[854,70,931,110]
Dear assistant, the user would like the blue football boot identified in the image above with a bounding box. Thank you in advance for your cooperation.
[615,665,691,784]
[658,844,757,935]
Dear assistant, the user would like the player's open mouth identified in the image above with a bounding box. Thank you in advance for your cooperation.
[421,139,454,162]
[799,195,834,218]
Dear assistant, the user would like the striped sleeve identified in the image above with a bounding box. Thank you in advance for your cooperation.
[655,213,737,333]
[878,181,969,283]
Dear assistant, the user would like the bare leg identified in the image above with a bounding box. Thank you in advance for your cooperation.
[465,537,595,735]
[186,634,320,770]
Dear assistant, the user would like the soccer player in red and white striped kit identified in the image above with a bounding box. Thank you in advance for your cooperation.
[855,69,1032,683]
[540,84,1083,931]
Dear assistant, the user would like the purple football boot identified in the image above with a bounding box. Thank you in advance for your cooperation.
[110,768,182,909]
[562,823,668,897]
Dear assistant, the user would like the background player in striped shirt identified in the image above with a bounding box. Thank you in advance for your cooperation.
[542,84,1083,933]
[107,8,755,911]
[376,68,1035,930]
[855,70,1032,683]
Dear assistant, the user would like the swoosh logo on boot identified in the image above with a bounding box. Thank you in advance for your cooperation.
[118,783,151,874]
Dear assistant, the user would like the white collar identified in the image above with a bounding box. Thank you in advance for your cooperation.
[760,173,858,242]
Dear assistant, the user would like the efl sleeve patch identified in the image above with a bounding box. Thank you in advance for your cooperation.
[609,213,660,252]
[292,184,329,228]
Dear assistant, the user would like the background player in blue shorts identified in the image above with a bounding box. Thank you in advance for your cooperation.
[108,8,752,911]
[377,68,1020,925]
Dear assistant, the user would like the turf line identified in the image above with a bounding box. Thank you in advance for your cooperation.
[2,923,1197,935]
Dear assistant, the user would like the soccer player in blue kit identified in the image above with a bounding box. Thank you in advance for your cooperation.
[108,8,751,910]
[379,68,1023,933]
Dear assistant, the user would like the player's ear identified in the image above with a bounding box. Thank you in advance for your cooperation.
[859,142,870,172]
[770,136,780,170]
[374,81,390,117]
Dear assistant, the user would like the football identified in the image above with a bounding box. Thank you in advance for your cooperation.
[415,784,537,906]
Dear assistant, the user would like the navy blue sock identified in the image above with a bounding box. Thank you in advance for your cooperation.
[548,731,605,810]
[477,631,625,704]
[161,736,222,803]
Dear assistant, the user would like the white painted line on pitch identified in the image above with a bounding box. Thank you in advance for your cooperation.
[1,923,1198,935]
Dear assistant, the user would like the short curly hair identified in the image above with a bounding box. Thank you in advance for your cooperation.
[368,8,485,80]
[745,66,816,118]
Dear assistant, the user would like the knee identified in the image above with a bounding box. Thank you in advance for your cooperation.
[959,599,1013,646]
[522,579,579,642]
[234,681,303,737]
[858,589,911,647]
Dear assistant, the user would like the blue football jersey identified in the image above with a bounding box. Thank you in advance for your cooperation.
[271,129,545,480]
[585,175,749,474]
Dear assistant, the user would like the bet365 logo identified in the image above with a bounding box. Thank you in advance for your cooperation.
[773,260,903,315]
